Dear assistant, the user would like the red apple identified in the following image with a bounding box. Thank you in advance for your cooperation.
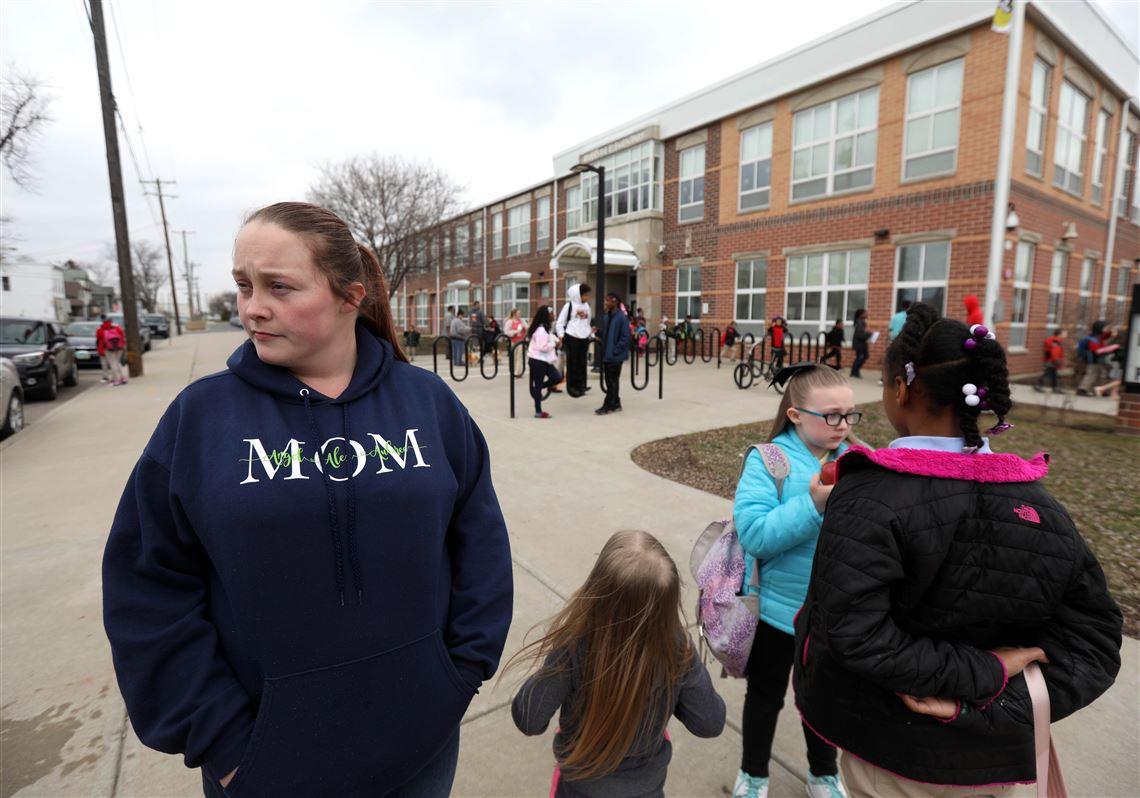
[820,461,838,485]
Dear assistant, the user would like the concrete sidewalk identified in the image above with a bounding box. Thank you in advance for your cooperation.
[1,333,1135,797]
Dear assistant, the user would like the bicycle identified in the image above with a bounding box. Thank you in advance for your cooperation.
[733,346,787,393]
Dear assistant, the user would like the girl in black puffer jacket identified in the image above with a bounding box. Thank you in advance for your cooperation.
[793,303,1122,795]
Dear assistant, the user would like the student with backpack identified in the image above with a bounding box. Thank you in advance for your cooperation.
[102,203,513,796]
[556,284,593,398]
[793,303,1122,796]
[732,364,859,798]
[97,314,128,386]
[509,530,726,798]
[768,317,790,373]
[1034,328,1066,393]
[821,320,844,370]
[723,321,740,361]
[1075,320,1115,396]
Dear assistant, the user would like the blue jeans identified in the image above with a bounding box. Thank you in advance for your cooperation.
[450,338,465,366]
[201,727,460,797]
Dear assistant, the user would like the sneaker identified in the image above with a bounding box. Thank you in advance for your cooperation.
[594,407,611,415]
[100,377,110,383]
[534,411,551,419]
[732,770,768,798]
[113,379,127,386]
[806,773,848,798]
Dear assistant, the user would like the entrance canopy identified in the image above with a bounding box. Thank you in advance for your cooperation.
[549,236,640,271]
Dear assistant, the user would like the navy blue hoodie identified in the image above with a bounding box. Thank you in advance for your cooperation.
[102,324,513,796]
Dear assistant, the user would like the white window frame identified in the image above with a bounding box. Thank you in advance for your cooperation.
[494,280,530,321]
[507,204,530,257]
[1046,249,1067,328]
[903,58,963,181]
[675,264,702,321]
[785,249,871,337]
[1076,257,1094,327]
[739,123,773,211]
[1053,81,1089,196]
[1009,241,1035,349]
[580,141,662,224]
[456,224,469,267]
[442,234,451,270]
[678,144,705,222]
[491,212,503,260]
[893,241,950,316]
[791,87,879,201]
[565,186,581,232]
[414,292,429,328]
[472,218,483,263]
[445,286,470,314]
[536,196,550,251]
[1118,131,1136,218]
[1026,59,1050,177]
[1114,264,1132,324]
[734,258,768,329]
[1091,110,1111,205]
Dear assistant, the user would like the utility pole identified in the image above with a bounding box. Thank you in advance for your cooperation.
[175,229,195,319]
[142,178,182,335]
[88,0,143,377]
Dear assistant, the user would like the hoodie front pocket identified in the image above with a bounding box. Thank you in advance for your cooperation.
[227,629,474,798]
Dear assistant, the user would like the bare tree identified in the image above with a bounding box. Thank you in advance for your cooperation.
[308,155,464,296]
[208,291,236,321]
[131,240,167,312]
[1,68,53,188]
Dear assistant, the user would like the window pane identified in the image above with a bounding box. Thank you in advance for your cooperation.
[848,289,866,314]
[899,246,922,282]
[737,262,752,290]
[786,293,802,320]
[741,188,770,209]
[806,254,824,286]
[920,286,944,312]
[680,182,692,205]
[804,291,822,320]
[793,112,812,146]
[737,294,750,320]
[752,293,765,321]
[837,96,857,133]
[756,124,772,157]
[693,176,704,203]
[835,136,854,169]
[812,143,829,175]
[814,106,830,140]
[924,242,949,280]
[741,163,755,192]
[742,128,758,161]
[1031,62,1047,104]
[793,148,811,179]
[826,291,844,323]
[858,89,878,128]
[754,259,767,285]
[906,150,956,179]
[691,267,701,291]
[754,159,771,187]
[935,61,963,106]
[855,132,876,166]
[1015,243,1034,281]
[792,178,827,200]
[906,117,931,155]
[828,253,846,286]
[849,250,869,284]
[788,256,805,288]
[932,109,958,149]
[896,287,918,309]
[909,70,935,114]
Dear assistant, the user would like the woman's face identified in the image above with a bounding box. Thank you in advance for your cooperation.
[233,221,361,372]
[788,384,857,452]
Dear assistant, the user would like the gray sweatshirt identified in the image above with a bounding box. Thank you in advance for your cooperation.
[512,644,725,798]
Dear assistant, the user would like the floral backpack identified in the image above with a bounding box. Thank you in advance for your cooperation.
[689,443,789,677]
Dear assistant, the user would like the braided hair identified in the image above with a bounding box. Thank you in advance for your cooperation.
[883,303,1013,451]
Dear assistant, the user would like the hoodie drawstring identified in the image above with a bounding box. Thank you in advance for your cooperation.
[342,403,363,605]
[300,388,357,606]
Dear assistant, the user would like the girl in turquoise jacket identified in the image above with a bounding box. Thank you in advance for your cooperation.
[731,364,860,798]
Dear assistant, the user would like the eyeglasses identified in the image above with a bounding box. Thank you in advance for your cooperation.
[794,407,863,427]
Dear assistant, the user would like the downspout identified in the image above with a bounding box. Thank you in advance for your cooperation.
[1100,100,1131,316]
[984,0,1026,330]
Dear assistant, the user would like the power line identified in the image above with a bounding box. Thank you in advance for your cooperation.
[106,0,156,179]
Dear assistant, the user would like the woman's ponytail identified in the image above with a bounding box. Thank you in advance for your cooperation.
[356,243,409,363]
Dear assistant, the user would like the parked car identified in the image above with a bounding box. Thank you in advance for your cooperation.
[143,313,171,339]
[107,313,152,352]
[0,357,24,439]
[64,321,126,368]
[229,315,244,328]
[0,317,79,400]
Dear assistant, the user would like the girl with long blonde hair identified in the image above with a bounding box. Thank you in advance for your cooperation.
[509,530,725,797]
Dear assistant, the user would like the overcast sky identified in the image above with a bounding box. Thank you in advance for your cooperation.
[2,0,1137,305]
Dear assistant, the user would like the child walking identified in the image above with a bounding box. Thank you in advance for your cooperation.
[793,303,1122,796]
[1034,327,1065,393]
[527,305,562,419]
[510,530,726,797]
[733,364,859,798]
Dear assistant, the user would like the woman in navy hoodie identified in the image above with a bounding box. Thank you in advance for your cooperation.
[102,202,513,797]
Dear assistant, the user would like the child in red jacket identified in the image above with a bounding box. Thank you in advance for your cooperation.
[1034,328,1065,393]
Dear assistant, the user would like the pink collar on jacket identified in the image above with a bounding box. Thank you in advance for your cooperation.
[839,445,1049,483]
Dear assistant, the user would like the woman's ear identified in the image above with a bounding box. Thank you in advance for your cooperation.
[342,281,366,312]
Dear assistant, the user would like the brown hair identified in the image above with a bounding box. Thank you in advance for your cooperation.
[243,202,409,363]
[769,364,856,441]
[502,530,691,781]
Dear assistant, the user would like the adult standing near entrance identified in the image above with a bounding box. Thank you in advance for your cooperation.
[102,202,513,797]
[449,304,471,366]
[555,283,592,398]
[469,300,486,362]
[596,292,630,415]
